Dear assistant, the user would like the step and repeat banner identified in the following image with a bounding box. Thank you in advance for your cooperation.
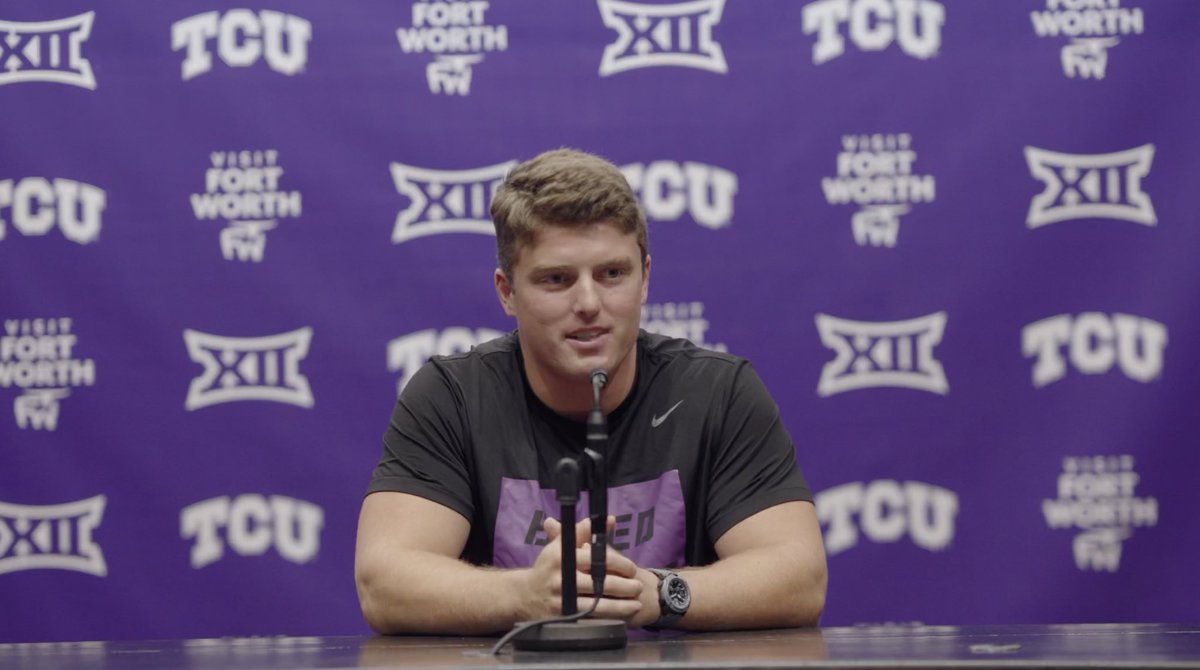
[2,0,1199,642]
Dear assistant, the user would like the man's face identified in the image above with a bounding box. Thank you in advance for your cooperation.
[495,221,649,394]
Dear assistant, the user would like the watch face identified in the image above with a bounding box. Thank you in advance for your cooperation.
[664,575,691,612]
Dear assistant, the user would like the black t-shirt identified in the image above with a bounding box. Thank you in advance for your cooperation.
[367,330,811,569]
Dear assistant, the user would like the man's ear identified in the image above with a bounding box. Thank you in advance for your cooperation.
[640,254,651,304]
[495,268,516,316]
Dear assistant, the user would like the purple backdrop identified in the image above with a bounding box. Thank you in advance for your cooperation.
[2,0,1198,642]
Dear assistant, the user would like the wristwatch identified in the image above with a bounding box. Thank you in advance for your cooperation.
[648,568,691,628]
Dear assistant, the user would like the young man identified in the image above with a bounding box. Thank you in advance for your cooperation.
[355,149,826,634]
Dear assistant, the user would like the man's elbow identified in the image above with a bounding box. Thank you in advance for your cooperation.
[356,564,400,635]
[793,574,826,627]
[359,595,392,635]
[784,551,827,627]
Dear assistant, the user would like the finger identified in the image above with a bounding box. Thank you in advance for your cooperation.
[542,517,562,542]
[574,544,637,578]
[572,561,643,599]
[577,596,642,622]
[591,573,644,600]
[576,545,597,573]
[603,547,638,579]
[574,516,592,535]
[575,569,594,595]
[532,539,564,574]
[571,517,592,547]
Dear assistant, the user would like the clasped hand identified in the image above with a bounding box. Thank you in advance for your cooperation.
[520,515,654,625]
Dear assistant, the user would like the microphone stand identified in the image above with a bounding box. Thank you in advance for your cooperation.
[508,369,628,652]
[556,458,580,617]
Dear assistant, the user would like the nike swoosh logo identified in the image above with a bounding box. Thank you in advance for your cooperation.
[651,400,685,428]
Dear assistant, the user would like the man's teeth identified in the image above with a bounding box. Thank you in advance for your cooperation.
[572,332,600,341]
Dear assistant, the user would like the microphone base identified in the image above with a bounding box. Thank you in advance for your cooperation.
[512,619,627,652]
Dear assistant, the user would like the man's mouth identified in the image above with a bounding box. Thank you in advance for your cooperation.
[567,329,607,343]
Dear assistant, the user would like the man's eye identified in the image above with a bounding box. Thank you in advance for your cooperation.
[540,274,566,285]
[603,268,626,280]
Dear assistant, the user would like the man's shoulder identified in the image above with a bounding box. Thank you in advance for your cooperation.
[640,330,746,371]
[432,331,518,363]
[425,331,522,385]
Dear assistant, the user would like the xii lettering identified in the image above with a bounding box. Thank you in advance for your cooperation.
[183,328,314,409]
[1025,144,1155,227]
[390,162,514,243]
[0,13,96,89]
[0,496,106,576]
[598,0,728,75]
[614,11,703,57]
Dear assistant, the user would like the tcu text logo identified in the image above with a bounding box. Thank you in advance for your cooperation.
[0,496,106,576]
[1042,455,1156,572]
[641,302,727,352]
[821,133,935,247]
[397,1,509,95]
[1025,144,1154,228]
[802,0,944,65]
[389,327,503,394]
[390,161,515,243]
[1022,313,1166,387]
[183,328,314,409]
[1031,0,1144,79]
[0,178,106,244]
[598,0,727,75]
[172,10,311,80]
[0,13,96,89]
[816,312,948,396]
[621,162,738,229]
[190,150,302,262]
[180,495,324,569]
[817,480,958,556]
[0,318,95,431]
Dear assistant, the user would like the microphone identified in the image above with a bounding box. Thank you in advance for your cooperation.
[554,458,582,616]
[590,368,608,405]
[495,367,626,653]
[585,369,609,599]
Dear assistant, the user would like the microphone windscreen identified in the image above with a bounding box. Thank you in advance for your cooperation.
[590,368,608,388]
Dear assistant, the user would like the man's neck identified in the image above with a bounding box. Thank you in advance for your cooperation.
[526,359,636,422]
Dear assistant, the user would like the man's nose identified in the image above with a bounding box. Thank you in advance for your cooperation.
[572,277,601,316]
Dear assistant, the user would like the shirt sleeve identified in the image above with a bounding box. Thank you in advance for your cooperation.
[366,359,475,523]
[705,362,812,543]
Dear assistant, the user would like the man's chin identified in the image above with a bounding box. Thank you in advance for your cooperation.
[558,354,611,381]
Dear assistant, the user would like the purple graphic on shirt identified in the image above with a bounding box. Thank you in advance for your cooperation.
[493,470,686,570]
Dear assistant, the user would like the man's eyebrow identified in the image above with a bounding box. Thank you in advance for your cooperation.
[527,263,573,275]
[528,258,634,274]
[595,257,635,269]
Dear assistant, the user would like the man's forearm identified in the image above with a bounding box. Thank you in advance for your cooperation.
[357,548,528,635]
[665,541,826,630]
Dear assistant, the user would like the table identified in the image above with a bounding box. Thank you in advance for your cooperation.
[3,624,1199,669]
